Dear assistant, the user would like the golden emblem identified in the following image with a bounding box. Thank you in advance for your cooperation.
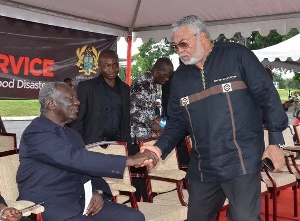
[76,45,100,76]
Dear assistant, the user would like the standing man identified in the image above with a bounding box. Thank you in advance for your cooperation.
[142,15,287,221]
[130,58,174,144]
[64,78,74,88]
[72,50,131,148]
[17,82,156,221]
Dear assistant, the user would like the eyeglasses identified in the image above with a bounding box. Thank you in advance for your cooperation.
[171,34,197,51]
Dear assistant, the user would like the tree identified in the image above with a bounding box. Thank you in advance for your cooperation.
[216,28,299,50]
[272,71,285,88]
[131,38,174,79]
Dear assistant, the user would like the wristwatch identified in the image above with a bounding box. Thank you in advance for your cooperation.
[277,144,285,149]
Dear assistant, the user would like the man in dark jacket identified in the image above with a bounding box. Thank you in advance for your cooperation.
[72,50,131,150]
[17,82,156,221]
[142,15,287,221]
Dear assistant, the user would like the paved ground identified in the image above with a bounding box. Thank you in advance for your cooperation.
[2,109,296,148]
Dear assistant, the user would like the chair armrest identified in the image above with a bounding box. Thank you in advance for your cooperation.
[6,200,44,217]
[148,170,186,181]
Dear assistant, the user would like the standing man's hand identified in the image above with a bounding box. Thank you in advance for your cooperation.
[262,145,285,172]
[126,149,159,168]
[84,191,104,216]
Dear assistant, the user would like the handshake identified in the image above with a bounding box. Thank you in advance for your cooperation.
[125,145,162,169]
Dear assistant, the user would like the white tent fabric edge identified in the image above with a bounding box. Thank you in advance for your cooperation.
[136,17,300,42]
[252,34,300,62]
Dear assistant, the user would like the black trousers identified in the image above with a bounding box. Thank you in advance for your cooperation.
[188,172,263,221]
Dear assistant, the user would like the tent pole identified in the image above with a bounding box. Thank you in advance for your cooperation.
[125,0,141,85]
[126,35,132,85]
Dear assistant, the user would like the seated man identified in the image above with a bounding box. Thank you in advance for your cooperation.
[0,195,22,221]
[17,82,157,221]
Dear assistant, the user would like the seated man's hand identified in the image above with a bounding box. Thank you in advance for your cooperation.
[84,191,104,216]
[126,149,159,168]
[0,207,22,221]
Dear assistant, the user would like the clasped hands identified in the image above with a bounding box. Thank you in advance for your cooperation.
[0,207,22,221]
[126,146,162,169]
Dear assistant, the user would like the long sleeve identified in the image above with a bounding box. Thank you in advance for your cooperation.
[155,79,187,159]
[239,47,288,144]
[19,119,126,179]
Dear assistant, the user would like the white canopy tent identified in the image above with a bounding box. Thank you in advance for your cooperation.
[252,34,300,72]
[1,0,300,82]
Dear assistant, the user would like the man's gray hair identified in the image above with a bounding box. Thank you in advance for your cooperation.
[38,82,65,113]
[171,15,210,38]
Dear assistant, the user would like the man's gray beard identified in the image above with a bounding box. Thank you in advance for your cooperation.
[180,56,200,65]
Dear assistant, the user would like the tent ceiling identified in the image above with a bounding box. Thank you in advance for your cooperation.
[0,0,300,41]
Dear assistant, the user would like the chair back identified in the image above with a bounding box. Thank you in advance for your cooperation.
[0,132,17,152]
[264,126,294,147]
[139,139,183,193]
[0,153,20,200]
[293,125,300,144]
[283,125,295,146]
[142,140,179,171]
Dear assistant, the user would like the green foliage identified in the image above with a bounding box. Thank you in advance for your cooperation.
[277,89,290,101]
[286,74,300,89]
[131,38,174,79]
[248,30,283,50]
[273,72,285,88]
[0,100,40,116]
[293,72,300,83]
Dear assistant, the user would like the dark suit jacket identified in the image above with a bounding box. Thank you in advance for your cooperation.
[72,75,131,147]
[17,115,126,221]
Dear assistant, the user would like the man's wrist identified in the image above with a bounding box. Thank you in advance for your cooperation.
[125,156,133,167]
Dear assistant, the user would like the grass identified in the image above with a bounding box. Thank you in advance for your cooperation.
[0,89,294,117]
[277,89,290,101]
[0,100,40,117]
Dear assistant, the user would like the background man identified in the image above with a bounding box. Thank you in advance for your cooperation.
[72,50,131,150]
[142,15,287,221]
[17,82,156,221]
[130,58,174,143]
[63,78,74,88]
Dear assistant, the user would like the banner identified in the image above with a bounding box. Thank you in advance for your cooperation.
[0,16,117,99]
